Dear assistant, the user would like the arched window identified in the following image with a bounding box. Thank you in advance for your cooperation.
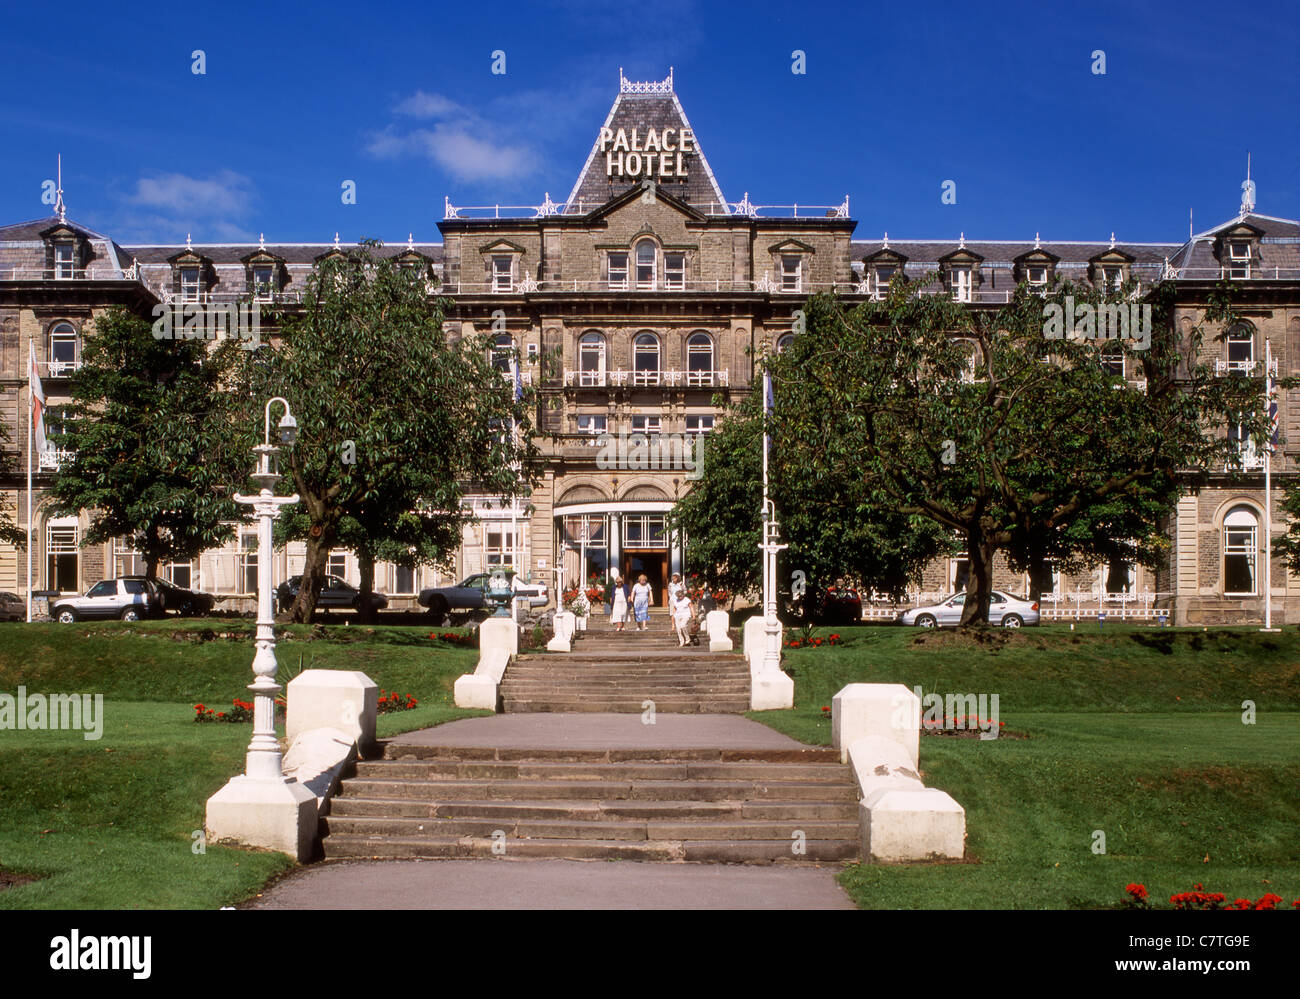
[776,333,795,353]
[633,332,660,384]
[579,331,606,386]
[1223,506,1258,596]
[1226,324,1255,374]
[635,239,657,290]
[48,322,79,376]
[686,332,714,384]
[491,333,513,372]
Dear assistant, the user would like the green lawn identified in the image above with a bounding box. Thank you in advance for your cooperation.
[748,623,1300,909]
[0,620,486,909]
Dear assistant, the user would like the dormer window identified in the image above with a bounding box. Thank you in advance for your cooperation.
[252,265,275,302]
[874,264,896,296]
[1027,266,1048,287]
[1228,240,1252,279]
[780,255,802,292]
[54,243,75,280]
[951,266,972,303]
[608,252,628,290]
[492,255,513,293]
[180,266,201,302]
[635,239,657,289]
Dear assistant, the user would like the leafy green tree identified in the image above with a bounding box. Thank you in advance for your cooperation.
[48,307,245,580]
[243,242,539,622]
[671,388,952,613]
[774,281,1266,627]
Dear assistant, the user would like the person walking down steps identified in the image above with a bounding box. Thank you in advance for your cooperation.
[672,587,695,647]
[667,573,683,633]
[608,575,630,632]
[631,574,653,632]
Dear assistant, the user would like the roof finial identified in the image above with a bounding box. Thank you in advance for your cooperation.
[1240,151,1256,215]
[55,154,66,223]
[882,231,889,249]
[408,233,414,250]
[1034,232,1041,249]
[186,232,192,250]
[958,231,965,249]
[333,231,340,249]
[1109,231,1116,249]
[259,232,265,250]
[1189,207,1193,240]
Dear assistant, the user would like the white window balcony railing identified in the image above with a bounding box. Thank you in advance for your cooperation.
[563,368,732,389]
[44,359,82,378]
[39,448,73,471]
[1215,359,1257,376]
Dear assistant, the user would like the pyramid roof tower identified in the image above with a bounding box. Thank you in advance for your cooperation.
[564,68,729,213]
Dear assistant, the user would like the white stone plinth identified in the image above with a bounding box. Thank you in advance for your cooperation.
[742,615,765,670]
[846,735,925,800]
[548,611,575,652]
[282,727,357,814]
[861,788,965,862]
[832,683,919,768]
[454,647,510,710]
[751,671,794,710]
[706,610,732,651]
[286,670,377,750]
[206,775,319,862]
[480,616,519,658]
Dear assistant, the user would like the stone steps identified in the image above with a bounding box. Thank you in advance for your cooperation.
[320,745,860,864]
[502,698,752,714]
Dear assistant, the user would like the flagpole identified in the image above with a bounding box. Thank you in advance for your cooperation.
[26,343,32,624]
[1263,339,1276,631]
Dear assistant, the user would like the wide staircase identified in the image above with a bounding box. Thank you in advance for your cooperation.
[500,616,751,714]
[321,743,859,863]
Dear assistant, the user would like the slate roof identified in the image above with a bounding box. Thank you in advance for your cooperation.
[564,85,728,213]
[1166,212,1300,278]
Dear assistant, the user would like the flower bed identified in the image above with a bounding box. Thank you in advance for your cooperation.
[377,689,418,714]
[1123,883,1299,910]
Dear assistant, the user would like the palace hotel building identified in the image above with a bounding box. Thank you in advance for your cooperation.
[1,70,1298,625]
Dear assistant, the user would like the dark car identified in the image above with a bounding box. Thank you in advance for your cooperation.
[123,576,215,617]
[276,574,389,613]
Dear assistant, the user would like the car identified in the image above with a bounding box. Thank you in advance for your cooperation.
[276,574,389,613]
[123,576,215,616]
[0,591,24,621]
[418,571,549,625]
[51,578,163,623]
[896,590,1041,628]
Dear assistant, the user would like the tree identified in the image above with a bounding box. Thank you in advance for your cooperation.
[774,280,1266,627]
[243,242,539,622]
[49,306,245,579]
[670,386,952,614]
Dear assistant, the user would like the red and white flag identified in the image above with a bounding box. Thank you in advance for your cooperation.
[29,344,46,455]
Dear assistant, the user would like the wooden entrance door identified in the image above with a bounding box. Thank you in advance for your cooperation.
[623,551,668,608]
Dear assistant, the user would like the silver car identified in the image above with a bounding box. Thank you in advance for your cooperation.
[897,590,1040,628]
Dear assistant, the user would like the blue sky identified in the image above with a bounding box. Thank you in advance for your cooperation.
[1,0,1295,245]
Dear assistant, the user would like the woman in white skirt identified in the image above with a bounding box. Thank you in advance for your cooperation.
[610,575,629,631]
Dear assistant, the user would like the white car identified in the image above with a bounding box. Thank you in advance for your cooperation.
[897,590,1040,628]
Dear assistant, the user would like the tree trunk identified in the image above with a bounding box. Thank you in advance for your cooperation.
[959,528,997,629]
[357,552,378,624]
[1026,551,1054,601]
[293,532,332,623]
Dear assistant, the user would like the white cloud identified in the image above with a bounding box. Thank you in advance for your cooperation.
[125,169,254,217]
[366,90,541,187]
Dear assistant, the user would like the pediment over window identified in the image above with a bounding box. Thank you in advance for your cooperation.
[1089,247,1134,287]
[479,239,527,256]
[166,249,216,295]
[40,223,93,277]
[767,238,815,255]
[863,247,907,267]
[937,247,984,266]
[1013,247,1059,285]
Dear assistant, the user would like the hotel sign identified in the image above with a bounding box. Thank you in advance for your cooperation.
[600,127,694,180]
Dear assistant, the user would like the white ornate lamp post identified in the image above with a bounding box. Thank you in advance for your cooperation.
[233,397,300,778]
[205,397,316,860]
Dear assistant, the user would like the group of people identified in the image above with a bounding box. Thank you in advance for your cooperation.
[605,572,717,647]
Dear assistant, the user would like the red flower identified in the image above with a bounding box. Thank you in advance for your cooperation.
[1125,883,1148,902]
